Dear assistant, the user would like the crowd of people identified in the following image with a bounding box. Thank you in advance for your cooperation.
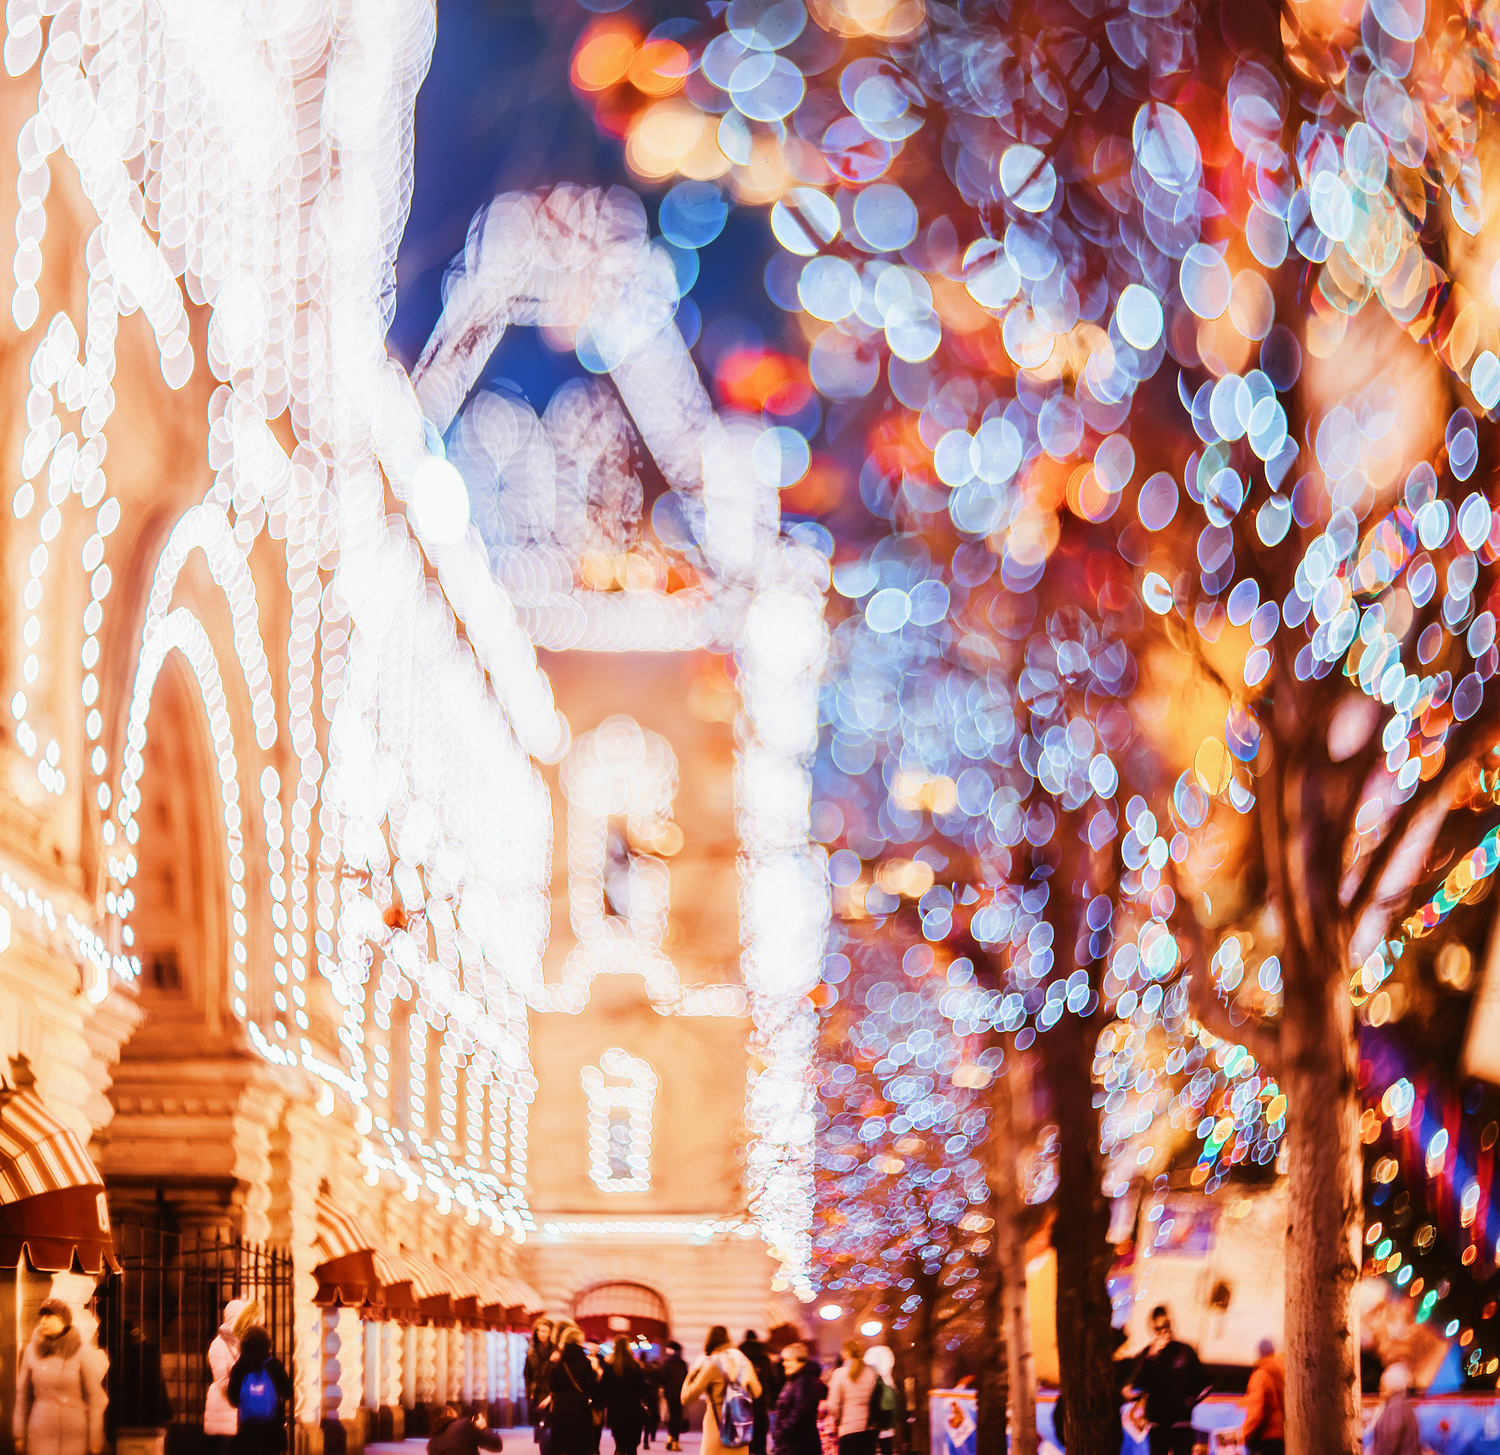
[515,1319,898,1455]
[1076,1303,1420,1455]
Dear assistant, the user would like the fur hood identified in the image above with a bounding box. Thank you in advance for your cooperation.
[30,1327,82,1360]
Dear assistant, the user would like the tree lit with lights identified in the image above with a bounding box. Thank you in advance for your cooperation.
[563,0,1500,1450]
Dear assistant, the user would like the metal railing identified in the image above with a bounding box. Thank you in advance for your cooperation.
[95,1227,295,1455]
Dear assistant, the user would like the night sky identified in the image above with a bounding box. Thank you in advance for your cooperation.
[389,0,786,419]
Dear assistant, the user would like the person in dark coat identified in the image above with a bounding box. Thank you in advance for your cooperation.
[602,1341,650,1455]
[1125,1308,1208,1455]
[527,1319,556,1454]
[546,1323,601,1455]
[739,1333,777,1455]
[771,1344,824,1455]
[639,1355,661,1448]
[660,1343,688,1452]
[429,1404,503,1455]
[226,1326,293,1455]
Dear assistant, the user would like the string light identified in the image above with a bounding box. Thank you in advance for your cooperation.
[581,1048,658,1191]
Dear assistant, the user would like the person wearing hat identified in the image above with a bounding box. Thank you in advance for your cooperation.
[1238,1339,1284,1455]
[1369,1363,1421,1455]
[14,1299,105,1455]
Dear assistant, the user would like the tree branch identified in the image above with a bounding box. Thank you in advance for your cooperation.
[1347,708,1498,929]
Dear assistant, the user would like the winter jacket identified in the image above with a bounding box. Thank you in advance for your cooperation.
[205,1300,252,1437]
[525,1339,555,1425]
[825,1365,878,1439]
[227,1332,293,1455]
[772,1363,825,1455]
[661,1355,688,1413]
[546,1343,599,1455]
[1129,1339,1207,1429]
[1241,1354,1285,1444]
[1369,1391,1421,1455]
[14,1328,105,1455]
[683,1349,761,1455]
[602,1363,649,1443]
[427,1411,503,1455]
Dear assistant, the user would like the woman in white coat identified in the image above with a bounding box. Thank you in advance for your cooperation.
[205,1299,261,1454]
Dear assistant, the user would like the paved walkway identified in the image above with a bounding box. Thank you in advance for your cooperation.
[369,1432,703,1455]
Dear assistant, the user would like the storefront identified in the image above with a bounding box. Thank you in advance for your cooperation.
[0,1083,117,1455]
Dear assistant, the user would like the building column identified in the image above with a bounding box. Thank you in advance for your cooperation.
[402,1325,418,1410]
[363,1323,380,1413]
[447,1328,464,1403]
[380,1321,405,1438]
[417,1326,438,1404]
[320,1308,344,1438]
[434,1326,448,1407]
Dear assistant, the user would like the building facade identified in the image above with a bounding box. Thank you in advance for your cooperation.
[0,8,822,1453]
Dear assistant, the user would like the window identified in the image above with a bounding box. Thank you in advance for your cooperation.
[581,1048,657,1191]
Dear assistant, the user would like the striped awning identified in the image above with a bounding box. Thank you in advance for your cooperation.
[312,1190,414,1311]
[487,1274,546,1323]
[510,1276,546,1317]
[0,1088,116,1273]
[434,1254,490,1327]
[400,1244,458,1322]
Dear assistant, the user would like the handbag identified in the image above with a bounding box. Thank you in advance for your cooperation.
[561,1357,605,1430]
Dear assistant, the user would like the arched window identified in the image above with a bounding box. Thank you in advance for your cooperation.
[581,1048,657,1191]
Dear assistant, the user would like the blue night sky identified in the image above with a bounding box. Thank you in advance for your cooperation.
[389,0,785,416]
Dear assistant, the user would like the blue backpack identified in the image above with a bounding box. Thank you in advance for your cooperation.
[715,1360,756,1450]
[238,1363,279,1423]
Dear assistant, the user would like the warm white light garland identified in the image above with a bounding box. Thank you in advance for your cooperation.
[8,4,827,1291]
[410,188,828,1296]
[581,1047,658,1192]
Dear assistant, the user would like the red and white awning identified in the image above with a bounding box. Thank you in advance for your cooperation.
[312,1189,414,1310]
[0,1088,115,1273]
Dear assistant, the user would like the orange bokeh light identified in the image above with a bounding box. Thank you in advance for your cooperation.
[715,350,812,413]
[572,22,637,93]
[629,39,690,97]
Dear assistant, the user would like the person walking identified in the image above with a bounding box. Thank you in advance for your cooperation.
[739,1332,776,1455]
[428,1404,504,1455]
[205,1299,260,1455]
[1369,1364,1421,1455]
[527,1318,557,1455]
[546,1323,601,1455]
[860,1347,899,1455]
[13,1300,105,1455]
[1238,1339,1284,1455]
[638,1352,661,1448]
[602,1340,650,1455]
[660,1343,688,1452]
[1126,1308,1208,1455]
[771,1344,824,1455]
[226,1325,292,1455]
[682,1327,762,1455]
[824,1341,879,1455]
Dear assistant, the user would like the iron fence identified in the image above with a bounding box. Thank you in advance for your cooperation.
[95,1227,296,1455]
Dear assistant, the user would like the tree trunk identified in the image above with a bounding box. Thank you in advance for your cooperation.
[987,1069,1036,1455]
[975,1254,1008,1455]
[903,1263,939,1455]
[1040,1007,1118,1455]
[1281,951,1362,1455]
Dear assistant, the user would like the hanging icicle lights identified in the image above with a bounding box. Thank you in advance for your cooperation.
[3,0,565,1238]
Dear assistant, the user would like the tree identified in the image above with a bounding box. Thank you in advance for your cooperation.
[681,3,1500,1450]
[573,2,1500,1449]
